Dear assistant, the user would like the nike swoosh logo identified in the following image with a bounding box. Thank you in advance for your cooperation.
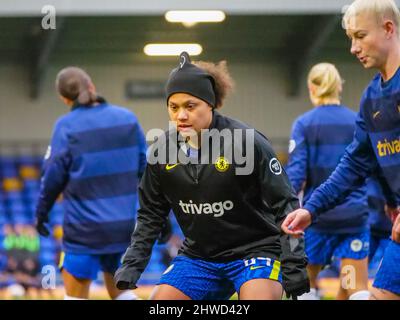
[249,266,265,270]
[165,164,179,170]
[373,111,380,119]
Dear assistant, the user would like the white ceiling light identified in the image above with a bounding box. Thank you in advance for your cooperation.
[165,10,226,27]
[144,43,203,56]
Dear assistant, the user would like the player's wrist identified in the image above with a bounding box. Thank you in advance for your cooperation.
[302,205,316,223]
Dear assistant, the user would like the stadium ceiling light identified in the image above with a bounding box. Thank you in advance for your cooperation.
[165,10,226,27]
[143,43,203,56]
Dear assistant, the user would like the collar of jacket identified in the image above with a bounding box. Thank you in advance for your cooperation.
[70,96,107,111]
[208,109,220,130]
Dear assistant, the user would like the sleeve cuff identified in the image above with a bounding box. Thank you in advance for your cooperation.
[35,210,47,221]
[303,204,318,223]
[114,266,141,290]
[384,196,398,208]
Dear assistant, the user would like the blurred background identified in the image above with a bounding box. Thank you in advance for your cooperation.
[0,0,386,299]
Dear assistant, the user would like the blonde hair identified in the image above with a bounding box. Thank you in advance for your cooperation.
[342,0,400,33]
[308,63,343,102]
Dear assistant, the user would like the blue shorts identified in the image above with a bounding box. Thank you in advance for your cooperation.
[158,255,282,300]
[305,230,369,265]
[373,240,400,295]
[368,235,391,278]
[59,252,123,280]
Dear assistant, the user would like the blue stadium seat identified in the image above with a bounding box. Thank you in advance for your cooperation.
[23,180,40,194]
[39,236,57,268]
[0,157,19,179]
[6,199,36,225]
[5,190,23,202]
[22,203,36,225]
[17,155,38,166]
[0,196,6,224]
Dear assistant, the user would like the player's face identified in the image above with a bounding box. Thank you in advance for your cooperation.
[168,93,213,138]
[345,12,389,69]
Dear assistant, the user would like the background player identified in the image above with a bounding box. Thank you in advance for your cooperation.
[286,62,370,300]
[35,67,147,300]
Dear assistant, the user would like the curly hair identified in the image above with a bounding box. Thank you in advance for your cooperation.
[193,60,234,109]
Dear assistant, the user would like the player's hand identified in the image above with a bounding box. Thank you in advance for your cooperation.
[385,205,400,224]
[281,209,311,237]
[35,216,50,237]
[284,278,310,300]
[391,214,400,243]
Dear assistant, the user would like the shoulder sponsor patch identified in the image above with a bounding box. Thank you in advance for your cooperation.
[269,157,282,175]
[288,139,296,154]
[44,145,52,160]
[350,239,363,252]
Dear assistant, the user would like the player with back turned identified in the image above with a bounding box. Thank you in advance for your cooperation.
[35,67,148,300]
[286,63,370,300]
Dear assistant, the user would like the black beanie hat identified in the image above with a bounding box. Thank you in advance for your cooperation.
[165,52,216,108]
